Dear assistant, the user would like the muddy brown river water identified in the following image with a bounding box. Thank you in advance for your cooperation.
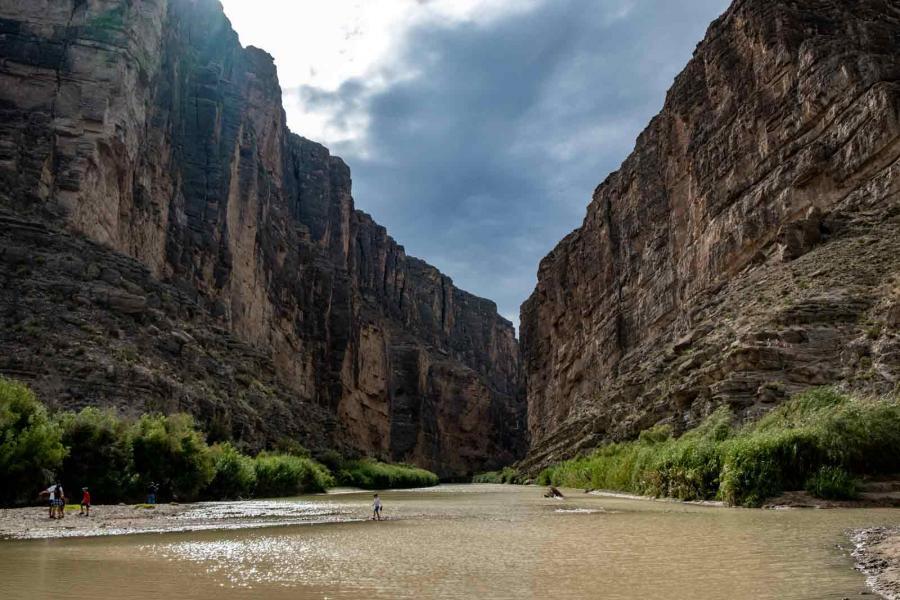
[0,484,896,599]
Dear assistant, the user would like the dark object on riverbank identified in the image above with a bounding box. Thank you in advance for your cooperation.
[544,487,564,499]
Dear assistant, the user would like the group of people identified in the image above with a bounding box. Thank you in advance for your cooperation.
[39,483,381,521]
[41,483,91,519]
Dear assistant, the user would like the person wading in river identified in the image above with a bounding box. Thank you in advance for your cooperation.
[372,494,383,521]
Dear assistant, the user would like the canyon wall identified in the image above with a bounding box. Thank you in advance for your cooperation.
[0,0,525,476]
[520,0,900,470]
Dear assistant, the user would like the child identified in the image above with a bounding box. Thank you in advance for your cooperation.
[80,487,91,516]
[372,494,382,521]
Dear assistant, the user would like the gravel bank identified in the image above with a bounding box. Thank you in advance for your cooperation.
[853,527,900,600]
[0,499,361,539]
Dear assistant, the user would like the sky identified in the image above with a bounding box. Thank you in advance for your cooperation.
[219,0,731,331]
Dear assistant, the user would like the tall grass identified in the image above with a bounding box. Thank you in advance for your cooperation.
[337,459,439,489]
[254,452,335,496]
[472,467,520,484]
[207,443,257,499]
[539,388,900,506]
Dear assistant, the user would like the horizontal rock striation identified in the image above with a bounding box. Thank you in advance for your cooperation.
[0,211,335,451]
[0,0,525,475]
[520,0,900,471]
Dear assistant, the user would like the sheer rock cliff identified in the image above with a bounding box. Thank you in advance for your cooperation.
[0,0,526,476]
[520,0,900,471]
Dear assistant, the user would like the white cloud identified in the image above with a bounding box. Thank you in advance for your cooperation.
[217,0,731,323]
[220,0,540,145]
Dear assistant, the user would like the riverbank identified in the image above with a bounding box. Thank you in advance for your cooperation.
[0,497,366,540]
[535,390,900,507]
[761,475,900,509]
[585,488,725,507]
[853,527,900,600]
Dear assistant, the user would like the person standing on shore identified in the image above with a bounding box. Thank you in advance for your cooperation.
[80,487,91,516]
[147,482,158,505]
[41,485,56,519]
[372,494,383,521]
[45,483,65,519]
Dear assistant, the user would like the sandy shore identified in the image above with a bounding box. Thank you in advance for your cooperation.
[853,527,900,600]
[586,489,725,507]
[0,499,363,540]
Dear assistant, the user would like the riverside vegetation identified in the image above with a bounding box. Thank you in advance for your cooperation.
[529,388,900,506]
[0,377,438,506]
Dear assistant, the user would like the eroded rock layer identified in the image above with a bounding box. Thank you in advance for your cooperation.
[520,0,900,471]
[0,0,525,476]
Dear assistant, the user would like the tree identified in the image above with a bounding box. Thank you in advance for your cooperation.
[207,442,257,499]
[57,407,131,503]
[129,413,214,501]
[0,377,66,505]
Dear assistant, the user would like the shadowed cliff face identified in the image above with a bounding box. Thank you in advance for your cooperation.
[0,0,526,476]
[520,0,900,471]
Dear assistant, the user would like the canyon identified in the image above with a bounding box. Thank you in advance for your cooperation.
[0,0,525,477]
[2,0,900,481]
[520,0,900,471]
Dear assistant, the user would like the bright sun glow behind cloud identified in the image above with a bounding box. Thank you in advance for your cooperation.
[220,0,538,148]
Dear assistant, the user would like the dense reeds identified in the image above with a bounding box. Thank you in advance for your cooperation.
[536,388,900,506]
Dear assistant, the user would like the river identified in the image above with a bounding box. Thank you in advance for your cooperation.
[0,484,895,599]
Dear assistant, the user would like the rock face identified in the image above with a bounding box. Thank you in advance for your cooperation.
[0,0,525,476]
[520,0,900,471]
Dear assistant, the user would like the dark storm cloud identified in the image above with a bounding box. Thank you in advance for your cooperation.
[292,0,730,328]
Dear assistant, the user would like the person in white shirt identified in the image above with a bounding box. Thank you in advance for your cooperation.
[42,483,64,519]
[43,485,56,519]
[372,494,383,521]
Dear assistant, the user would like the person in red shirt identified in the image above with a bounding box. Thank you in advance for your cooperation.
[79,488,91,517]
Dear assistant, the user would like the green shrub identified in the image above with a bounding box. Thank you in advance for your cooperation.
[473,467,520,484]
[805,465,860,500]
[57,407,132,504]
[538,388,900,507]
[719,428,822,506]
[273,438,311,458]
[314,449,345,473]
[648,438,722,500]
[0,377,67,505]
[338,459,439,489]
[206,443,257,499]
[638,424,673,445]
[129,413,214,501]
[253,453,333,497]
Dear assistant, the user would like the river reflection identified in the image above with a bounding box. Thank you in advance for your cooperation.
[0,484,895,599]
